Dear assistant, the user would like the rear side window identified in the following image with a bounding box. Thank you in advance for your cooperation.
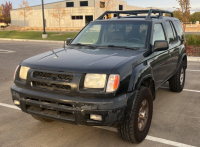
[170,22,177,39]
[165,21,177,43]
[152,24,166,45]
[174,20,184,36]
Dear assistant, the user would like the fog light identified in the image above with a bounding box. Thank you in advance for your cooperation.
[14,100,20,105]
[90,114,102,121]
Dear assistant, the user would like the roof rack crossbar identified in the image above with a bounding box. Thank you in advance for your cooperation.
[96,9,174,20]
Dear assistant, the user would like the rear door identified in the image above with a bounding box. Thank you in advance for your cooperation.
[164,20,180,74]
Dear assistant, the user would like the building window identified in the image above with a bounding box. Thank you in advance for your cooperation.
[66,2,74,7]
[100,1,105,8]
[80,1,88,6]
[119,5,123,10]
[72,16,83,20]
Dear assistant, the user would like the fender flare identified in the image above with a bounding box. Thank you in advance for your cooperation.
[177,45,187,70]
[128,62,156,99]
[121,62,158,122]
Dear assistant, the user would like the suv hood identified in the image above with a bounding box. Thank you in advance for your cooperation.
[21,48,142,74]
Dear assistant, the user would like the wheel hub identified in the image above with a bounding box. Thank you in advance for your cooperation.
[138,99,149,131]
[180,68,184,85]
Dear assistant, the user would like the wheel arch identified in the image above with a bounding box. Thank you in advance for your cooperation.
[128,62,156,100]
[177,53,187,70]
[182,54,187,69]
[137,75,156,100]
[178,45,187,69]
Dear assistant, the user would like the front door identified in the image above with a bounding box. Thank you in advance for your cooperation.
[150,23,172,88]
[164,21,180,74]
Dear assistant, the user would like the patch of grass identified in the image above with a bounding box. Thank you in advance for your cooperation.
[0,31,78,41]
[186,34,200,46]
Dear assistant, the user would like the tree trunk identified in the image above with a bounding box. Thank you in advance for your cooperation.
[24,9,25,31]
[181,8,187,44]
[59,20,61,35]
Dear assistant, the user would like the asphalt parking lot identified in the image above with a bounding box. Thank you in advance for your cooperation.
[0,40,199,147]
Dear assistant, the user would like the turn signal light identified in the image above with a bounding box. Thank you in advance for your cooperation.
[106,75,120,93]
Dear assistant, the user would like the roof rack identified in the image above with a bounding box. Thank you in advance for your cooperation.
[96,9,174,20]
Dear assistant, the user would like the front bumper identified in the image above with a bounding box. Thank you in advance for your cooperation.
[11,84,136,126]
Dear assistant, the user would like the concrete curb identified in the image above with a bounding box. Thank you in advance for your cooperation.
[0,38,63,43]
[187,56,200,62]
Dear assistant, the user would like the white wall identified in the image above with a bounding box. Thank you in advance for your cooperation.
[10,0,160,28]
[11,7,94,28]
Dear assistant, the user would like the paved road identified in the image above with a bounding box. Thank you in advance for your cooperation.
[0,40,199,147]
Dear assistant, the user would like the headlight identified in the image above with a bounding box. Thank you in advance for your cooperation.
[14,65,19,80]
[19,66,30,80]
[106,75,120,92]
[84,74,107,89]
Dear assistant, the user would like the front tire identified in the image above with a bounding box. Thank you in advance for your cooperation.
[169,62,186,92]
[117,86,153,143]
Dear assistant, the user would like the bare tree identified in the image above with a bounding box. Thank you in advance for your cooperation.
[1,1,13,25]
[0,6,3,22]
[52,4,66,34]
[104,0,114,11]
[174,0,191,34]
[174,0,191,52]
[19,0,32,28]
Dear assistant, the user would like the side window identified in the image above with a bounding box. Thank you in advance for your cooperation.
[152,24,166,45]
[170,22,177,41]
[165,21,177,43]
[174,20,184,36]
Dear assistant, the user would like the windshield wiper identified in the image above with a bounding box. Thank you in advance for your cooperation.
[71,43,97,48]
[107,45,139,50]
[73,43,87,46]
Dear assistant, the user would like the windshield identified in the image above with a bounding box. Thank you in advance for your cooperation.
[71,21,149,49]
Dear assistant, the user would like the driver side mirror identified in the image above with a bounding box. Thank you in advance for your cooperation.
[153,40,169,52]
[66,38,73,45]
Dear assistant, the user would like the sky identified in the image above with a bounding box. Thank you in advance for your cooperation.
[0,0,200,12]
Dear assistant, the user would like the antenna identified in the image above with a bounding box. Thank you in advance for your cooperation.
[63,40,67,51]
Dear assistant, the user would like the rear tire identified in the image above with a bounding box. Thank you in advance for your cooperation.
[169,62,186,92]
[31,115,54,122]
[117,86,153,143]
